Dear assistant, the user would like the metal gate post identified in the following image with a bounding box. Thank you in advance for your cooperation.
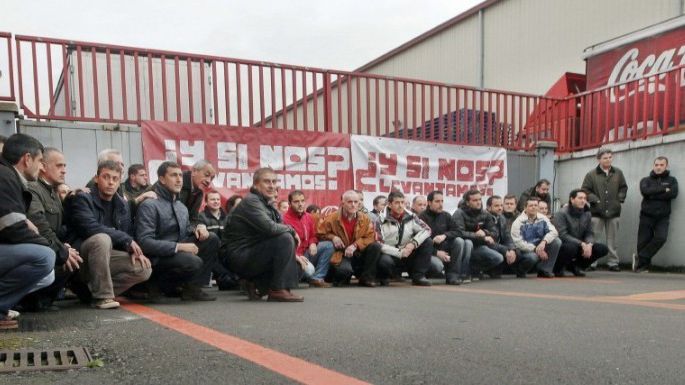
[323,72,332,132]
[0,101,19,136]
[535,140,558,208]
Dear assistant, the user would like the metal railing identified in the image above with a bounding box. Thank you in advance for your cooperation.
[0,32,15,102]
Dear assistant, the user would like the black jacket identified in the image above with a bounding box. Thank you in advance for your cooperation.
[553,205,594,247]
[517,186,552,213]
[179,170,204,229]
[199,207,227,237]
[640,170,678,218]
[0,156,49,246]
[64,186,133,251]
[27,178,68,264]
[221,187,295,256]
[491,213,515,254]
[420,209,459,242]
[452,207,496,247]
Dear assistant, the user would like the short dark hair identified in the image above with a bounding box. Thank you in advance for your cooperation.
[596,148,613,159]
[525,196,541,206]
[427,190,443,202]
[288,190,305,203]
[535,179,551,188]
[462,189,482,203]
[128,163,145,176]
[486,195,502,208]
[157,161,181,178]
[97,159,123,176]
[655,156,669,164]
[225,194,242,212]
[2,133,44,165]
[253,167,275,184]
[568,188,588,201]
[387,190,405,203]
[372,195,386,206]
[204,190,221,202]
[306,204,320,214]
[503,194,517,202]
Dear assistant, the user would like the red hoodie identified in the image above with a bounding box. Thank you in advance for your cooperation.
[283,207,318,256]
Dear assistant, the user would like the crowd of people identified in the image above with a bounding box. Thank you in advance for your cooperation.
[0,133,678,329]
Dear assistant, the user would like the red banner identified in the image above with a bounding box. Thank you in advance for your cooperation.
[141,121,352,209]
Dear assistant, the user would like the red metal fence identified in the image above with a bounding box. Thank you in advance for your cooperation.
[4,32,684,152]
[0,32,15,102]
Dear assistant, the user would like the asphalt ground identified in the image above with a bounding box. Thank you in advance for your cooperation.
[2,270,685,385]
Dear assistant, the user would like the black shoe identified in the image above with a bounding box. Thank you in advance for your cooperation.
[411,277,432,286]
[586,266,596,271]
[608,265,621,272]
[634,263,650,273]
[446,278,462,285]
[181,284,217,301]
[570,266,586,277]
[554,270,568,278]
[537,271,554,278]
[379,278,390,287]
[516,272,527,279]
[487,271,502,279]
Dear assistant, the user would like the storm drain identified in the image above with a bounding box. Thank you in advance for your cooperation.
[0,347,92,372]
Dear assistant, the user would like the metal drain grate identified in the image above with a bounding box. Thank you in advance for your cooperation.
[0,347,92,372]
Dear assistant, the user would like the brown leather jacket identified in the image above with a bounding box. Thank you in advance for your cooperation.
[317,210,376,266]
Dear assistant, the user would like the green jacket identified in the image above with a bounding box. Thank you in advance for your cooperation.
[27,178,68,264]
[581,165,628,219]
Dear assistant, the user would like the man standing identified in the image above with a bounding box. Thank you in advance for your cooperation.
[317,190,382,287]
[517,179,552,213]
[122,164,149,201]
[582,149,627,271]
[634,157,678,272]
[0,134,55,328]
[221,167,303,301]
[486,195,536,278]
[420,190,469,285]
[510,197,561,278]
[283,190,334,288]
[135,161,218,301]
[377,191,433,286]
[65,160,152,309]
[453,190,504,279]
[553,189,608,277]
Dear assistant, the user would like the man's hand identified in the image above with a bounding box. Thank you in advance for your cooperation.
[131,253,152,270]
[581,242,593,259]
[505,250,516,265]
[63,245,83,272]
[344,243,357,258]
[295,255,309,270]
[436,250,450,262]
[401,243,415,258]
[484,236,495,245]
[433,234,447,244]
[135,190,157,205]
[177,243,199,255]
[332,236,345,249]
[475,229,486,238]
[535,241,548,261]
[308,243,317,257]
[195,225,209,241]
[26,219,39,234]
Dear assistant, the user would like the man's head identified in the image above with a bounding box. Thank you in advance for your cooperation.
[41,147,66,186]
[252,167,279,200]
[568,189,588,210]
[387,190,406,217]
[2,133,44,181]
[205,190,222,211]
[127,164,148,188]
[597,149,613,169]
[524,197,540,217]
[56,183,70,201]
[463,189,482,210]
[306,204,320,215]
[354,189,365,211]
[653,156,669,175]
[288,190,306,215]
[341,190,360,217]
[503,194,517,214]
[537,200,550,217]
[96,160,123,200]
[97,149,124,170]
[411,195,427,215]
[225,194,242,212]
[191,159,216,191]
[157,161,183,194]
[373,195,387,213]
[486,195,503,216]
[427,190,444,213]
[534,179,551,198]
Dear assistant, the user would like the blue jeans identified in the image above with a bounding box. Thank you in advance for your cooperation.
[518,238,562,274]
[470,245,504,274]
[0,243,55,313]
[304,241,334,281]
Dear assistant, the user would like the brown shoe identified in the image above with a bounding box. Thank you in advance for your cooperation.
[358,278,377,287]
[267,289,304,302]
[309,279,331,288]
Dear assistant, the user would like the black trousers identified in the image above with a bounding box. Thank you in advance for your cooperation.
[554,241,608,271]
[330,242,382,283]
[637,214,670,266]
[378,239,432,281]
[223,233,299,292]
[151,233,219,290]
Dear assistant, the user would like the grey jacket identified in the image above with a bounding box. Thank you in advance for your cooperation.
[581,165,628,218]
[553,205,594,247]
[135,182,193,259]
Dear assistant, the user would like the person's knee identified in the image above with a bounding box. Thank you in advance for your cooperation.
[87,233,113,249]
[178,253,203,273]
[204,232,220,249]
[318,241,334,252]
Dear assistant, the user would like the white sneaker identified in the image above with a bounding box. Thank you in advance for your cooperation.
[7,309,20,320]
[92,299,120,309]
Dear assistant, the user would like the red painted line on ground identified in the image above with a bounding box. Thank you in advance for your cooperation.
[615,290,685,301]
[121,302,371,385]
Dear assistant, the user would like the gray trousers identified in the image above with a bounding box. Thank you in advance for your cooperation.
[80,234,152,300]
[591,217,620,267]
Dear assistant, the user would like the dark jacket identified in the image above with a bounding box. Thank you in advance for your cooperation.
[490,213,515,254]
[553,205,594,247]
[179,170,204,229]
[135,182,194,259]
[517,186,552,213]
[199,207,227,237]
[0,156,49,246]
[640,170,678,218]
[420,208,459,253]
[86,177,126,199]
[502,210,519,233]
[452,207,496,247]
[581,165,628,218]
[122,179,147,201]
[27,178,68,264]
[221,187,295,256]
[64,186,133,251]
